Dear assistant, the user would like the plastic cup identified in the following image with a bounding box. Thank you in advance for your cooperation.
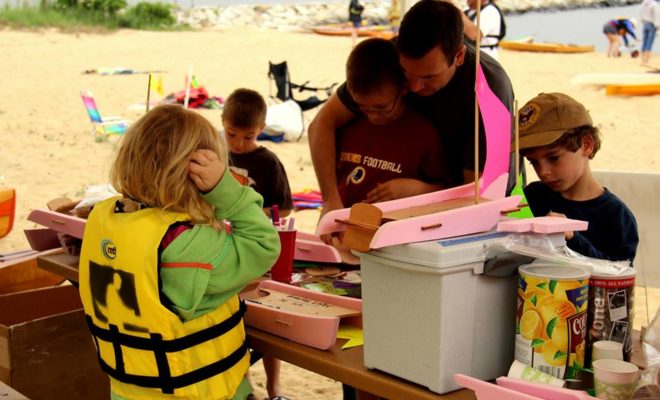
[270,230,297,284]
[508,360,566,387]
[592,341,624,363]
[593,359,640,400]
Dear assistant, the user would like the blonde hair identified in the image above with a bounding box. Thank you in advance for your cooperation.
[110,105,227,227]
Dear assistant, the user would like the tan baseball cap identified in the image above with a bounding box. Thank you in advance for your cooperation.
[517,92,592,151]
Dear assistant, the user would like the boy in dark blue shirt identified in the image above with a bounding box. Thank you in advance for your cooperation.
[518,92,639,264]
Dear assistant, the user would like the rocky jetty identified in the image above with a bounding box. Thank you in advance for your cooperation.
[175,0,639,30]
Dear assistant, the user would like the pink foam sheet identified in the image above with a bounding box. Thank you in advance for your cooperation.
[454,374,543,400]
[476,65,512,196]
[368,195,521,249]
[495,377,592,400]
[243,280,362,350]
[497,216,588,234]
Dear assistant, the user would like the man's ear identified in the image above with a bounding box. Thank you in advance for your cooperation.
[454,45,467,67]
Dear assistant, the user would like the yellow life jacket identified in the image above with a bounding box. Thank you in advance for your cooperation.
[79,198,249,400]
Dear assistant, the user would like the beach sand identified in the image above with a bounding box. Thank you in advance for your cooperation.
[1,27,659,399]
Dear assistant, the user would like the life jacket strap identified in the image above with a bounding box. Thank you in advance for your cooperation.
[86,300,248,393]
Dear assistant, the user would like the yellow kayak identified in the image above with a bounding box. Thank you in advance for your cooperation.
[312,23,394,38]
[500,40,594,53]
[605,84,660,96]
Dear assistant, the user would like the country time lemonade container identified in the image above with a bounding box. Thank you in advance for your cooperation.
[515,263,589,379]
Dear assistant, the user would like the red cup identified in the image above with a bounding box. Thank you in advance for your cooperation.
[271,230,297,283]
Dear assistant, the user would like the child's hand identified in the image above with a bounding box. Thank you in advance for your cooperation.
[547,211,575,240]
[188,149,225,193]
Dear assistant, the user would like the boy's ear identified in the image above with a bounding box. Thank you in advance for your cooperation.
[259,122,266,132]
[581,134,595,157]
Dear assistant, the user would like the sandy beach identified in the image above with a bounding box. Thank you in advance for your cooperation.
[1,27,659,399]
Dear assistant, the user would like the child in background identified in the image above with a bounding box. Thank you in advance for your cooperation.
[336,38,450,208]
[518,92,638,263]
[222,88,292,400]
[222,88,293,221]
[78,105,280,400]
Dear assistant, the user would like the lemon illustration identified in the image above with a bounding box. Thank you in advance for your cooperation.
[541,341,566,367]
[575,341,585,365]
[550,321,569,353]
[538,298,576,326]
[520,310,543,340]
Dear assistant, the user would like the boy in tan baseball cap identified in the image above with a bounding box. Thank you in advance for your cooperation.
[518,92,638,263]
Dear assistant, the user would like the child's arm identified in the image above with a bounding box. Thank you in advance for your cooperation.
[160,151,279,320]
[550,210,639,263]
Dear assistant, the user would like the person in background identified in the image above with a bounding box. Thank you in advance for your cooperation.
[221,88,293,400]
[518,93,638,263]
[308,0,517,236]
[78,105,280,400]
[348,0,365,47]
[640,0,659,65]
[603,17,639,57]
[388,0,402,34]
[336,38,450,208]
[462,0,506,60]
[222,88,293,220]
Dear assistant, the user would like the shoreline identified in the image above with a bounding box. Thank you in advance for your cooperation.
[175,0,642,29]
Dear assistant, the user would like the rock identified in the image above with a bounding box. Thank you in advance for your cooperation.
[175,0,630,29]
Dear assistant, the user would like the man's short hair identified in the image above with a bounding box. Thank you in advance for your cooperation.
[222,88,267,129]
[396,0,464,65]
[346,38,404,96]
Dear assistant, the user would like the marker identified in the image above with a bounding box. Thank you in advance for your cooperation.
[287,217,295,231]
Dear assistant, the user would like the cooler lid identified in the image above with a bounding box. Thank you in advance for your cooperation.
[366,231,510,269]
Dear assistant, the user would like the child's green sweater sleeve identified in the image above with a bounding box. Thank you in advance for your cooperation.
[160,172,280,321]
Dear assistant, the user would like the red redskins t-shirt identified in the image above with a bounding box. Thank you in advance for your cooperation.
[336,106,450,207]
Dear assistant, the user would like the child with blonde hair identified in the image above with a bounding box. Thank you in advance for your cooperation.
[79,104,280,400]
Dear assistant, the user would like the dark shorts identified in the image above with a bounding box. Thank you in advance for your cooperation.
[603,23,617,35]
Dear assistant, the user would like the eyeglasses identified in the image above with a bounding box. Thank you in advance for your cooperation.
[357,88,402,116]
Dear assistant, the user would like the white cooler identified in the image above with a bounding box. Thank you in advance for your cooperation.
[359,231,521,394]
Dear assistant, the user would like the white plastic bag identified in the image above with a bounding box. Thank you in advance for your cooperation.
[264,100,304,142]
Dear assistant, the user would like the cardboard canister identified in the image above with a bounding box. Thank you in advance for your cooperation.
[587,268,636,365]
[515,263,589,379]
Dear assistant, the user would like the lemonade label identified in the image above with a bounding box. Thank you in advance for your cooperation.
[516,270,589,379]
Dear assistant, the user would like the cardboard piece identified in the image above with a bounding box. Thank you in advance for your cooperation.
[244,288,361,318]
[23,228,61,251]
[0,253,65,295]
[46,197,80,214]
[337,203,382,253]
[0,285,109,400]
